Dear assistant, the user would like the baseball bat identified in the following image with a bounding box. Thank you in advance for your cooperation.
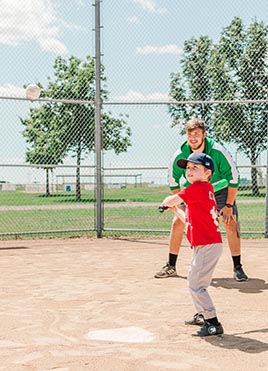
[158,179,228,214]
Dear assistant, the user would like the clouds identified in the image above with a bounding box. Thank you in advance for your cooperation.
[0,83,25,97]
[133,0,168,14]
[113,89,169,102]
[131,3,182,58]
[136,44,183,56]
[123,2,182,102]
[0,0,84,55]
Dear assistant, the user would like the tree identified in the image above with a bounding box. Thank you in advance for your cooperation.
[169,17,268,195]
[22,55,132,200]
[21,104,67,196]
[210,18,268,195]
[169,36,214,133]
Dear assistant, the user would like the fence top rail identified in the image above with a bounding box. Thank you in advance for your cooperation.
[0,163,95,169]
[238,165,267,168]
[56,174,143,177]
[2,95,268,106]
[103,167,168,170]
[0,95,95,105]
[103,99,268,105]
[0,164,266,170]
[103,165,267,170]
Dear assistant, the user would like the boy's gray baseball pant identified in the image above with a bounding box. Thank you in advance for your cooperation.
[188,243,223,320]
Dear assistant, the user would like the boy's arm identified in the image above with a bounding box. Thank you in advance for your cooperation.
[161,193,184,208]
[160,193,186,223]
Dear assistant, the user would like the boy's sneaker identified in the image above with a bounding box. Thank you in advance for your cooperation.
[234,265,248,281]
[192,321,224,337]
[185,313,205,326]
[154,263,177,278]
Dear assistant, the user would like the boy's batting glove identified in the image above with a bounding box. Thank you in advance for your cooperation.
[161,194,181,208]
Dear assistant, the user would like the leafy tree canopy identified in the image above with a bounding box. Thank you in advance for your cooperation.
[169,17,268,194]
[21,55,132,199]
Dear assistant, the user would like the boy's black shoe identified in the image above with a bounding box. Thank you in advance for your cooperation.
[192,321,224,337]
[184,313,205,326]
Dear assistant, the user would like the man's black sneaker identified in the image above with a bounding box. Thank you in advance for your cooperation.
[154,263,177,278]
[192,321,224,337]
[185,313,205,326]
[234,265,248,281]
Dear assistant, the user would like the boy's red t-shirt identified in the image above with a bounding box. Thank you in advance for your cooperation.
[178,181,222,247]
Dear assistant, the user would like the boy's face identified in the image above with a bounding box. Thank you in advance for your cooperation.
[186,128,206,151]
[185,162,211,184]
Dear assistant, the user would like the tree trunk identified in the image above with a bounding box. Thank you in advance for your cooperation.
[251,158,259,196]
[46,168,50,196]
[76,142,81,201]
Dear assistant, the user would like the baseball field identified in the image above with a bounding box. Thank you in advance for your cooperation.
[0,236,267,370]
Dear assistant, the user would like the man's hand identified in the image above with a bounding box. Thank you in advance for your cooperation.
[220,206,234,224]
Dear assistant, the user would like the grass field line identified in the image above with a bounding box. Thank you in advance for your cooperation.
[0,199,264,211]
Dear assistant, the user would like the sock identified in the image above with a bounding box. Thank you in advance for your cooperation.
[169,253,178,267]
[232,255,241,268]
[206,317,220,326]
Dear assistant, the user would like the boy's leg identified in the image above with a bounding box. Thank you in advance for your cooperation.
[188,243,223,319]
[154,216,184,278]
[189,243,225,338]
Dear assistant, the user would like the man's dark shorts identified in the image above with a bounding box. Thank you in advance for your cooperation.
[215,188,238,217]
[215,188,240,237]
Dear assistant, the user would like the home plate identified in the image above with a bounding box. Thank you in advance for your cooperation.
[85,326,155,343]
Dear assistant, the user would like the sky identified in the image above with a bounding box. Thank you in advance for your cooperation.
[0,0,268,183]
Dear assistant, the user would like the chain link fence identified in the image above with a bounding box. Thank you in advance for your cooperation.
[0,99,267,238]
[0,1,267,238]
[0,99,97,237]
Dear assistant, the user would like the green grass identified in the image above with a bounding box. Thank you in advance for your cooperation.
[237,203,265,233]
[0,190,95,206]
[0,186,266,239]
[0,185,265,206]
[0,203,265,238]
[104,185,169,202]
[0,209,95,234]
[0,186,169,206]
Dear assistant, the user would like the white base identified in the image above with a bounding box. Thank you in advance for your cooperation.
[86,326,155,343]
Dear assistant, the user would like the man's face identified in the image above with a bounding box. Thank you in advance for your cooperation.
[186,128,206,151]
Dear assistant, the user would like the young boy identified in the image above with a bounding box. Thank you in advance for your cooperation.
[161,152,224,337]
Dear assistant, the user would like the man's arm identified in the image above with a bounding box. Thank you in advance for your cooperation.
[226,186,237,206]
[169,149,186,192]
[219,186,238,224]
[215,145,240,188]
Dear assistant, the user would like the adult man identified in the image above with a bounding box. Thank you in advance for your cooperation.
[155,118,248,281]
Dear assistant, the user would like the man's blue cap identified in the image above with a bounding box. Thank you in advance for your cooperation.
[177,152,214,173]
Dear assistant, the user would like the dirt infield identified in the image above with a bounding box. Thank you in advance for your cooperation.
[0,237,267,371]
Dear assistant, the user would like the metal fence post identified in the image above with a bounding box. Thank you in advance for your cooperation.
[94,0,103,238]
[265,132,268,238]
